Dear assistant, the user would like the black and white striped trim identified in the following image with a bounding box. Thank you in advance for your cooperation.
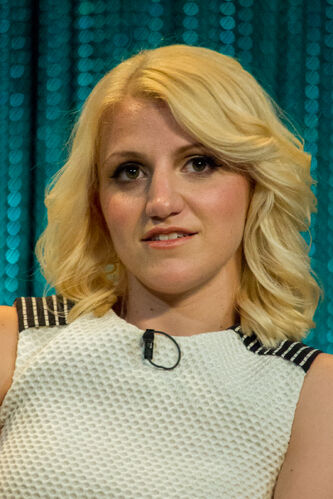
[233,325,323,373]
[13,295,323,373]
[14,295,75,334]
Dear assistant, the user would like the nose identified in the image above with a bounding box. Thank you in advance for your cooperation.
[145,166,184,219]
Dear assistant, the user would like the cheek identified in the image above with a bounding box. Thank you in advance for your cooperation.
[99,190,137,238]
[202,179,250,231]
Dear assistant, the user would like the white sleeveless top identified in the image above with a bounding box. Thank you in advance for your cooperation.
[0,296,323,498]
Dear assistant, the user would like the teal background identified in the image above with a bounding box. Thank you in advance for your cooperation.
[0,0,332,352]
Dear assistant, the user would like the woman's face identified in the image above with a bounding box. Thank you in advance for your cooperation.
[98,96,252,299]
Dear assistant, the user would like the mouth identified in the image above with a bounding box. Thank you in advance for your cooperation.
[142,233,197,248]
[143,232,197,242]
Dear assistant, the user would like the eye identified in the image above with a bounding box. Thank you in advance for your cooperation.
[109,155,222,182]
[189,155,220,173]
[110,163,143,181]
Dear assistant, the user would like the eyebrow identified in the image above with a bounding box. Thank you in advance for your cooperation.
[102,142,206,168]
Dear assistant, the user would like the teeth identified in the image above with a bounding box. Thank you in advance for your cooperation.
[151,232,188,241]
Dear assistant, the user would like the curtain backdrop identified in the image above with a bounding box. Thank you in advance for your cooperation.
[1,0,332,352]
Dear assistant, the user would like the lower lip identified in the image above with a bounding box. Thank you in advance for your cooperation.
[143,234,197,249]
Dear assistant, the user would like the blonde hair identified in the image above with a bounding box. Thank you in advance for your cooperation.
[35,44,324,347]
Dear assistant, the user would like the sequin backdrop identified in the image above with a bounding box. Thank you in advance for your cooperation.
[0,0,332,352]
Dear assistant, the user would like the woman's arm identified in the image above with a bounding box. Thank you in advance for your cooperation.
[0,306,18,406]
[273,352,333,498]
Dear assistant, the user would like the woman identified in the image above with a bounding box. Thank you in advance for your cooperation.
[0,44,333,498]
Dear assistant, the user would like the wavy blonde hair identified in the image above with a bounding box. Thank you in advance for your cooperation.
[35,44,324,347]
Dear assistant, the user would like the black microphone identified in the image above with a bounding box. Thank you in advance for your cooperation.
[142,329,181,370]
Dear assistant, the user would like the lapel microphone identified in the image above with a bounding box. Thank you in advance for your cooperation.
[142,329,181,370]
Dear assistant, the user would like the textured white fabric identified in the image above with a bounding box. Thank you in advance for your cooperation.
[0,309,306,498]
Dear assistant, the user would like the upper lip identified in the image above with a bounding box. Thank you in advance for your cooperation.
[142,227,197,241]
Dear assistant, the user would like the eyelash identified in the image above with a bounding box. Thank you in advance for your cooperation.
[109,155,222,182]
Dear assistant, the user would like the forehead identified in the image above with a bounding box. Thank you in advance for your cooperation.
[98,97,200,160]
[102,96,198,137]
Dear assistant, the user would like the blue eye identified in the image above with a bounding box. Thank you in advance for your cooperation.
[110,155,221,182]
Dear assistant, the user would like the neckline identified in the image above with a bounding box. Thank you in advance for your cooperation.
[107,307,241,340]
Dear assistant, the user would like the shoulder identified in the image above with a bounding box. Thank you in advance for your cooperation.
[273,352,333,497]
[0,305,19,405]
[14,295,75,333]
[294,352,333,427]
[0,305,18,346]
[0,304,18,326]
[0,296,75,407]
[0,305,18,339]
[293,352,333,428]
[234,326,323,373]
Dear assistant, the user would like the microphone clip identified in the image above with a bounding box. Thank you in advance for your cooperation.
[142,328,181,370]
[143,329,155,360]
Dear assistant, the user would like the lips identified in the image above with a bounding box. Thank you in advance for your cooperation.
[146,233,196,241]
[142,227,197,241]
[143,233,197,248]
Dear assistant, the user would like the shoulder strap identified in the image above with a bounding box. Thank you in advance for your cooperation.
[233,325,324,374]
[13,295,75,333]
